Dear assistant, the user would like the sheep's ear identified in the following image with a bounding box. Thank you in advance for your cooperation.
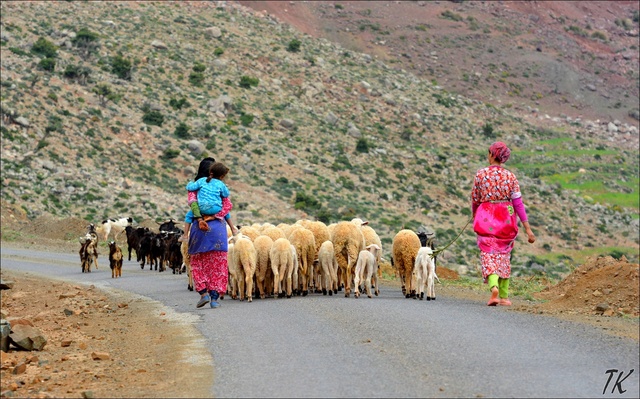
[361,221,369,226]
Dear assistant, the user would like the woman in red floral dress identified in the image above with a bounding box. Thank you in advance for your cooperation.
[187,158,239,309]
[471,142,536,306]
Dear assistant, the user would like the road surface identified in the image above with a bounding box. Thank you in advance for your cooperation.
[1,247,638,398]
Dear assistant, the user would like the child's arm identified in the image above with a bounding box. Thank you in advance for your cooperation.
[186,178,205,192]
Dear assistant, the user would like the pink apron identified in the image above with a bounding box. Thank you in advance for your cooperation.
[473,201,518,254]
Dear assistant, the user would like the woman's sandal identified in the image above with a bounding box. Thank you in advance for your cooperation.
[487,287,500,306]
[499,298,512,306]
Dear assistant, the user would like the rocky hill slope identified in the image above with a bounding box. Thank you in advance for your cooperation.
[240,0,640,124]
[1,1,638,279]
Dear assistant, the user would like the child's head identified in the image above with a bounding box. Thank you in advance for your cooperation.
[208,162,229,181]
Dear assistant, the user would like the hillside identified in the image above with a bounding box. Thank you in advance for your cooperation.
[240,0,640,124]
[1,0,638,280]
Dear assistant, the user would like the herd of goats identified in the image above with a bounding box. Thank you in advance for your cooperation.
[78,216,441,302]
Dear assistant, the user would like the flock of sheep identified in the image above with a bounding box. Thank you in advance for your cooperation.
[79,217,440,302]
[181,218,440,302]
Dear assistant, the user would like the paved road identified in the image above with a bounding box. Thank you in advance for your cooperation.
[1,247,638,398]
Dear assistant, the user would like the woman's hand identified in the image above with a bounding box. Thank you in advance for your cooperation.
[522,221,535,244]
[526,229,536,244]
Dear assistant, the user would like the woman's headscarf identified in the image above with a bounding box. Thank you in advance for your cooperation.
[489,142,511,163]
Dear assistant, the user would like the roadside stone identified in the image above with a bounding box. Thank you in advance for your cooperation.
[91,352,110,360]
[12,362,27,374]
[595,302,609,312]
[0,280,15,290]
[81,390,95,399]
[59,292,77,299]
[63,309,73,316]
[9,324,47,351]
[60,340,72,347]
[6,318,33,327]
[1,319,10,352]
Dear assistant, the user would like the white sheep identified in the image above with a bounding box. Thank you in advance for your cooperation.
[239,225,260,242]
[290,244,299,296]
[354,244,382,298]
[288,227,316,296]
[261,225,286,242]
[227,239,238,299]
[316,240,339,296]
[413,247,441,301]
[253,235,274,299]
[392,229,421,298]
[298,220,331,293]
[229,234,257,302]
[332,220,366,297]
[269,237,295,298]
[361,224,383,278]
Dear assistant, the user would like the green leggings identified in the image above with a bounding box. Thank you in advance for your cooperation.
[487,274,510,299]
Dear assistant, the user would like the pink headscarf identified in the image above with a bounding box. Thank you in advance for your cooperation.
[489,141,511,163]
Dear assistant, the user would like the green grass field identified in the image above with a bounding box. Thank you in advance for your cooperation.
[509,139,639,212]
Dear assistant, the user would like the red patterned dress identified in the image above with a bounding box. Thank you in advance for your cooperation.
[471,165,522,282]
[189,197,233,295]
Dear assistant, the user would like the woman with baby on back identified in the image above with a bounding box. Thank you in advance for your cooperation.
[182,157,238,309]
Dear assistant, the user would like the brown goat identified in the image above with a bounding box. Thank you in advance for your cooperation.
[108,241,123,278]
[79,233,99,273]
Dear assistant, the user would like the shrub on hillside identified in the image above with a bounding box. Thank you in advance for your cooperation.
[92,83,118,107]
[31,37,57,58]
[161,148,180,160]
[240,113,254,127]
[142,110,164,127]
[287,39,301,53]
[481,122,495,138]
[239,75,259,89]
[355,137,370,153]
[72,27,100,59]
[63,64,92,85]
[111,55,132,80]
[441,10,463,22]
[38,57,56,72]
[169,97,191,110]
[174,122,190,138]
[9,47,30,57]
[189,72,205,86]
[192,63,206,72]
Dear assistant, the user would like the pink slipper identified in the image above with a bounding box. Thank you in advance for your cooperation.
[499,299,512,306]
[487,287,499,306]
